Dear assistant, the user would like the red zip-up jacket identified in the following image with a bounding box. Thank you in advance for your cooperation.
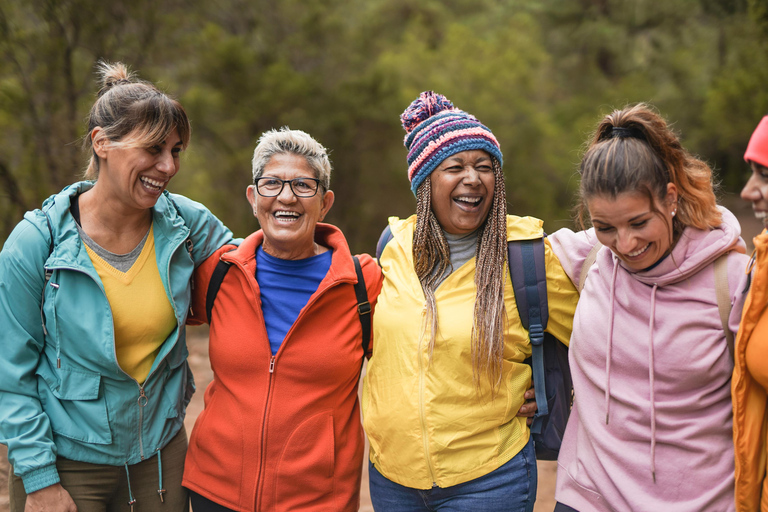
[182,223,383,511]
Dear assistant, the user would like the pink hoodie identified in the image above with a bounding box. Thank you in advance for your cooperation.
[549,207,749,512]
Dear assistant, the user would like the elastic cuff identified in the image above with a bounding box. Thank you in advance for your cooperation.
[22,464,60,494]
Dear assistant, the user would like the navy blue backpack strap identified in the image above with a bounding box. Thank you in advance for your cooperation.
[508,238,550,425]
[375,225,394,264]
[507,236,573,460]
[352,256,371,358]
[206,258,232,324]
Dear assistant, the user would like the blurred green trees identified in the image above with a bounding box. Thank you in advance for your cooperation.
[1,0,766,251]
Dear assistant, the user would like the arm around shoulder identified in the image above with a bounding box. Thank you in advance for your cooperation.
[543,235,581,347]
[166,193,237,264]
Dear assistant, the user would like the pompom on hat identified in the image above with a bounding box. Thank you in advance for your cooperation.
[401,91,503,195]
[745,116,768,168]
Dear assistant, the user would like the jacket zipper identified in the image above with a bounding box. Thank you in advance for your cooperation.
[255,355,276,511]
[418,305,438,487]
[244,262,353,510]
[137,386,148,459]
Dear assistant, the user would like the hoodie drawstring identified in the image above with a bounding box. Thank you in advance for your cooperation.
[123,449,167,510]
[604,262,620,425]
[648,284,659,483]
[124,463,137,511]
[157,448,166,502]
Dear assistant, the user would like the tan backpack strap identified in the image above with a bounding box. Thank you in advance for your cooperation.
[714,252,734,362]
[578,242,603,293]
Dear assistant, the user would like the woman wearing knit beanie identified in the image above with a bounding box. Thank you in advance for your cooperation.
[733,116,768,512]
[361,91,579,510]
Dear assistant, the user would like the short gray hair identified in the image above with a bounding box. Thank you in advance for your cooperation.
[251,128,332,189]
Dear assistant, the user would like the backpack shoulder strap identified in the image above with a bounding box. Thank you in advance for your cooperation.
[578,242,602,293]
[375,225,394,265]
[507,237,550,427]
[352,256,372,357]
[713,252,734,361]
[206,258,232,324]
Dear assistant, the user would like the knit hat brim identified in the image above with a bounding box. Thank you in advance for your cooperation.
[745,116,768,169]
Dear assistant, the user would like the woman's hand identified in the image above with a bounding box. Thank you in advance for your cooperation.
[25,483,77,512]
[517,386,538,426]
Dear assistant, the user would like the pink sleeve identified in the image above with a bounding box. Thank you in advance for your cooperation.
[548,227,602,289]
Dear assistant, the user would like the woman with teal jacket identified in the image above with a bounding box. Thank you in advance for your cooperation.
[0,62,232,512]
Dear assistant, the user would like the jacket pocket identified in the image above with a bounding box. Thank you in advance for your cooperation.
[38,368,112,444]
[186,388,245,503]
[275,411,336,510]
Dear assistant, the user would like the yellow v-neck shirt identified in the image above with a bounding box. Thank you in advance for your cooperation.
[85,226,176,384]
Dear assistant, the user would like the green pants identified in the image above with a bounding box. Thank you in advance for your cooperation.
[10,427,189,512]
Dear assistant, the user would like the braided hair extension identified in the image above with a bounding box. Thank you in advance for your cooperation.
[412,158,509,390]
[472,158,508,389]
[413,176,451,356]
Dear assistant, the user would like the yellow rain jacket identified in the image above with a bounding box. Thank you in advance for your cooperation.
[362,214,578,489]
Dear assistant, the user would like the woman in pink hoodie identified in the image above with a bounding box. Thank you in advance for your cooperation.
[548,104,750,512]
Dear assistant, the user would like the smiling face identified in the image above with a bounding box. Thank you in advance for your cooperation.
[93,127,182,212]
[588,185,678,271]
[429,150,495,235]
[741,161,768,227]
[247,152,335,260]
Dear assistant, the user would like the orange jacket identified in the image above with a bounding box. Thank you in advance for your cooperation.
[182,223,383,512]
[734,230,768,512]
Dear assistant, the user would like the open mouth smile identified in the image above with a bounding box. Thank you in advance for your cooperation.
[626,243,650,258]
[140,176,165,193]
[453,195,483,209]
[273,210,301,222]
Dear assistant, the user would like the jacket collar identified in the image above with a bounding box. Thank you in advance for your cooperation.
[40,181,190,270]
[221,222,358,283]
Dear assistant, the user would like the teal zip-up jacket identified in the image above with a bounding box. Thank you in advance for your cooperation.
[0,182,233,493]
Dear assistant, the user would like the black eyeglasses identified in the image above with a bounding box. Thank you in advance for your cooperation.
[253,177,322,198]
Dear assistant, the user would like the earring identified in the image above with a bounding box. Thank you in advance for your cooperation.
[671,209,677,217]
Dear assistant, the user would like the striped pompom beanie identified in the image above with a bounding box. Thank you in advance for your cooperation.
[402,91,503,195]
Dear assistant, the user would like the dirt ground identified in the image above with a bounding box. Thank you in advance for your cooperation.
[0,194,759,512]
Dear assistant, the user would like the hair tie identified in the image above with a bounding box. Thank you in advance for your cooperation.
[608,126,644,140]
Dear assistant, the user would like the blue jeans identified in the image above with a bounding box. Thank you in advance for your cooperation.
[369,436,537,512]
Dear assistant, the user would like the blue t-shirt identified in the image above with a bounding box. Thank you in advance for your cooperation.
[255,246,333,355]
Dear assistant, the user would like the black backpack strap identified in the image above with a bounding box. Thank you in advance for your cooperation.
[36,207,56,340]
[206,259,232,324]
[352,256,371,357]
[375,225,394,265]
[507,237,550,433]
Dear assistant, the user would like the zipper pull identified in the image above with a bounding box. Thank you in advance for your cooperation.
[269,357,275,373]
[138,387,148,407]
